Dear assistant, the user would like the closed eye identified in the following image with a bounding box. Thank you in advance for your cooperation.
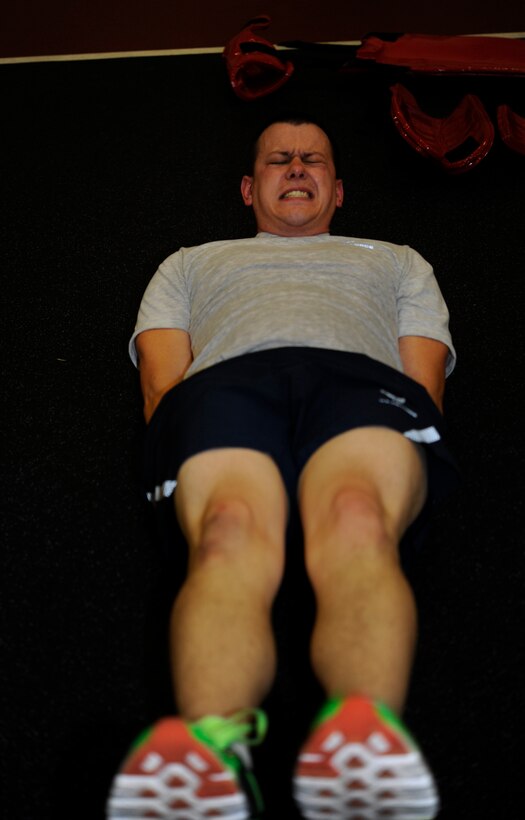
[266,152,327,165]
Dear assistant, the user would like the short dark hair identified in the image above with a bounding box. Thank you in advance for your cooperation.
[249,113,341,177]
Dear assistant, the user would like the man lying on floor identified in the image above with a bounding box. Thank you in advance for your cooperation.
[107,114,458,820]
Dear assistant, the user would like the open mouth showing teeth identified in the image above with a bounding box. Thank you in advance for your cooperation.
[281,190,312,200]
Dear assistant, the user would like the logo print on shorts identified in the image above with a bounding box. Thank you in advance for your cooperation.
[379,389,418,418]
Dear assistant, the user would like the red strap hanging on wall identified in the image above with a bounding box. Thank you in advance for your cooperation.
[223,15,294,101]
[497,105,525,155]
[390,84,495,173]
[358,34,525,76]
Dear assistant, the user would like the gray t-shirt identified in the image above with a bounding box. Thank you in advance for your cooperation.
[129,232,455,379]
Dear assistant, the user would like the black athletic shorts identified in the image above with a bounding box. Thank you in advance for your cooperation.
[144,348,459,538]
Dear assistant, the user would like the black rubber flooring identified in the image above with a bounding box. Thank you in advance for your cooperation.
[1,49,524,817]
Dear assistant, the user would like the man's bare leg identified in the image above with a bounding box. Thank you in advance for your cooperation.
[298,427,427,714]
[171,448,288,721]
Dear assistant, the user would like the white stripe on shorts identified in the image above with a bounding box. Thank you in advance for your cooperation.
[403,426,441,444]
[147,479,178,503]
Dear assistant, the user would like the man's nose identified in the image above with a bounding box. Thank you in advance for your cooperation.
[286,157,306,177]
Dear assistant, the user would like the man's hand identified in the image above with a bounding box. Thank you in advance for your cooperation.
[398,335,449,413]
[135,329,193,423]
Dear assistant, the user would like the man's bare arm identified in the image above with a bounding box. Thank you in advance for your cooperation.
[398,335,449,413]
[135,329,193,423]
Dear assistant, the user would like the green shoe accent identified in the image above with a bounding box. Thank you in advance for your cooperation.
[129,725,154,753]
[310,695,344,730]
[375,700,418,748]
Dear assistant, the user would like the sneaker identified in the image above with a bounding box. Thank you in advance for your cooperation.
[106,708,267,819]
[293,696,440,819]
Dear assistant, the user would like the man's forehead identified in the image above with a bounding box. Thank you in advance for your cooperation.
[257,123,331,156]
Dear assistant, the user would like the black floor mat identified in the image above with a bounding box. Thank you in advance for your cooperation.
[1,52,523,817]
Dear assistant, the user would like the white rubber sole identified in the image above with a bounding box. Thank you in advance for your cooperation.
[106,720,251,819]
[293,705,440,819]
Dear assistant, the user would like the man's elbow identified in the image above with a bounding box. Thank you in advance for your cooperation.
[139,371,186,423]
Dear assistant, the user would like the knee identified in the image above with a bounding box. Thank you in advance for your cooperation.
[305,486,396,584]
[194,497,284,586]
[199,497,256,557]
[330,486,392,545]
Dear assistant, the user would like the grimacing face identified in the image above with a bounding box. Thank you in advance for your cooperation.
[241,122,344,237]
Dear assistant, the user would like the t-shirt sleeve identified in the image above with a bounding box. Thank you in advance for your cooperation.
[128,250,191,367]
[397,246,456,376]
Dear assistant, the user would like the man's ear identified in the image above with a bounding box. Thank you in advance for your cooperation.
[336,179,344,208]
[241,175,254,206]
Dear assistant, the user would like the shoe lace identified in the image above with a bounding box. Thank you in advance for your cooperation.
[192,708,268,753]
